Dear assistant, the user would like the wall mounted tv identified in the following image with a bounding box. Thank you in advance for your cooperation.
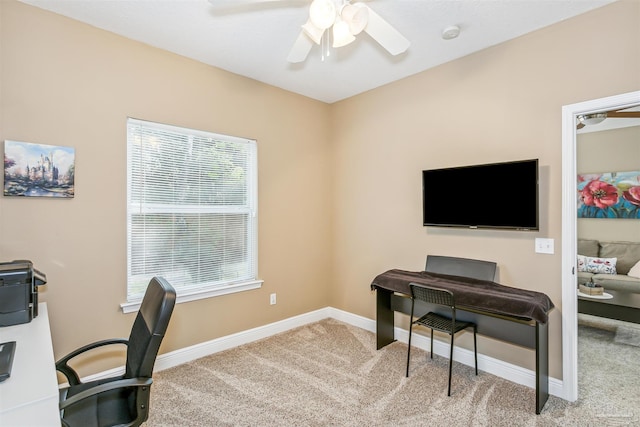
[422,159,539,230]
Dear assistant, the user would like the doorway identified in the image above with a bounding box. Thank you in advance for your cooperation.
[561,90,640,402]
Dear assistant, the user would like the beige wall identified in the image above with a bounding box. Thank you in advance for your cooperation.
[329,1,640,378]
[577,125,640,241]
[1,0,639,382]
[0,0,332,375]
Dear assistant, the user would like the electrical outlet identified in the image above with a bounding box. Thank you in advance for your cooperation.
[535,238,555,254]
[270,293,277,305]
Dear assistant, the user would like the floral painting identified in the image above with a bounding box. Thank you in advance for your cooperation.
[4,140,75,198]
[577,171,640,219]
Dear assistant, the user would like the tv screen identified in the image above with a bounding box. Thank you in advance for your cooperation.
[422,159,539,230]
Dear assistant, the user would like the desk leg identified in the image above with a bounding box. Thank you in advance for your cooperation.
[376,288,395,350]
[535,321,549,414]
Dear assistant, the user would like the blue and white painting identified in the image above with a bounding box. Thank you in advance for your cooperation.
[4,140,75,198]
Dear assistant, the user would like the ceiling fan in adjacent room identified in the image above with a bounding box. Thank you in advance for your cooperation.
[208,0,410,63]
[576,107,640,129]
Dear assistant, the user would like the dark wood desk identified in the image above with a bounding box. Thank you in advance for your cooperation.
[372,271,553,415]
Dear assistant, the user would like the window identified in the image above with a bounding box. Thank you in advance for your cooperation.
[125,118,259,311]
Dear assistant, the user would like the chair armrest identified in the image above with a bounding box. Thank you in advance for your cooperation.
[59,377,153,411]
[56,338,129,386]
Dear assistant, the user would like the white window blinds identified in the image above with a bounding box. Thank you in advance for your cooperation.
[126,118,257,301]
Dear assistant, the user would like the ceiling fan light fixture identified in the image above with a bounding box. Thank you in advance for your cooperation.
[340,3,369,36]
[309,0,336,30]
[332,17,356,48]
[302,19,324,44]
[578,113,607,126]
[287,0,410,64]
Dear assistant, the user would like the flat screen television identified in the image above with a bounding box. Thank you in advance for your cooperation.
[422,159,539,230]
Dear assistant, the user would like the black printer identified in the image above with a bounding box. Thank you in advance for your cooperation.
[0,260,47,327]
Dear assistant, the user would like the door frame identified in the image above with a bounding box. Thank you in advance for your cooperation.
[560,90,640,401]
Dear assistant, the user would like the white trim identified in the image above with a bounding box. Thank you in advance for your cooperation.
[561,90,640,403]
[385,318,563,397]
[120,279,264,313]
[86,306,563,400]
[155,307,330,370]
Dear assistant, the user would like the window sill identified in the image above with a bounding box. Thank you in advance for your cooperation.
[120,279,263,314]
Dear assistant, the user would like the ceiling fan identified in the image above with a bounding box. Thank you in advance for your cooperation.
[576,107,640,129]
[209,0,410,63]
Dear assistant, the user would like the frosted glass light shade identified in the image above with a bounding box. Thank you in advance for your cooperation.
[309,0,336,30]
[332,18,355,48]
[341,3,369,35]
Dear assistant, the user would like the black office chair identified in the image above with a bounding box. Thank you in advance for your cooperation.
[405,283,477,396]
[56,277,176,427]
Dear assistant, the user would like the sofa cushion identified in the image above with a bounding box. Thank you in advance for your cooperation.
[578,255,617,274]
[599,241,640,275]
[577,239,599,257]
[592,273,640,292]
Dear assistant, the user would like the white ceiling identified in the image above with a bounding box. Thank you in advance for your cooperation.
[19,0,617,104]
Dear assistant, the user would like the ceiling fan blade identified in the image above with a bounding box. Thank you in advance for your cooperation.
[358,4,409,56]
[576,122,585,130]
[605,111,640,118]
[287,31,314,63]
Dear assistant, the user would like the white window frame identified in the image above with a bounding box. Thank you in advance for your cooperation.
[122,118,260,313]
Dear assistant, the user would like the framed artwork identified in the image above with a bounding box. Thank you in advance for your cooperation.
[4,140,75,198]
[577,170,640,219]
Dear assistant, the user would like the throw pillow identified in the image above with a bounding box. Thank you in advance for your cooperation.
[577,255,617,274]
[628,260,640,279]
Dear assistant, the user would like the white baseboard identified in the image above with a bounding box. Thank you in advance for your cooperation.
[155,307,331,370]
[89,307,565,400]
[325,308,563,399]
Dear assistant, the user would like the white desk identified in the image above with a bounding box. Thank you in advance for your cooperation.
[0,303,59,426]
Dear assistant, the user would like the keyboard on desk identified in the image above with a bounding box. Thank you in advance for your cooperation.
[0,340,16,382]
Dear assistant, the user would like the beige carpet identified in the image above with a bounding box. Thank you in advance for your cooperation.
[147,317,640,426]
